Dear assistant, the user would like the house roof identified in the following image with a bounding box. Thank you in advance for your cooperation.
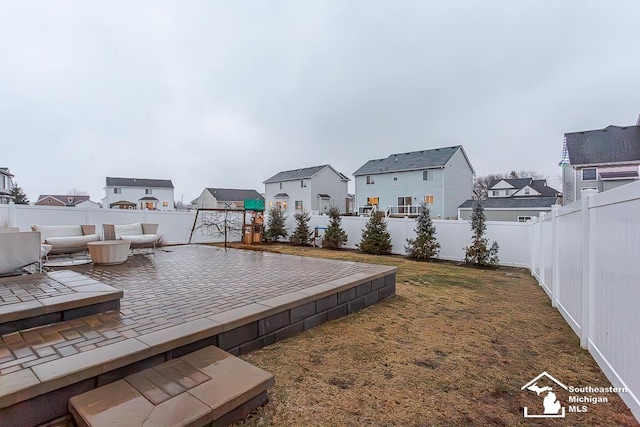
[36,195,90,206]
[0,167,14,177]
[489,178,559,197]
[109,200,137,206]
[274,193,289,198]
[205,188,264,202]
[458,197,559,209]
[353,145,467,176]
[263,164,349,184]
[106,177,174,188]
[564,125,640,166]
[489,178,532,189]
[138,196,159,201]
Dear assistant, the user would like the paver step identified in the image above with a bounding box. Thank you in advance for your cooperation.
[68,346,274,427]
[0,270,122,335]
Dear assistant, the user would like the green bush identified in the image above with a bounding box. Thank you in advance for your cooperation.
[322,206,348,249]
[464,200,499,267]
[357,211,392,255]
[290,209,312,246]
[264,207,288,242]
[405,203,440,260]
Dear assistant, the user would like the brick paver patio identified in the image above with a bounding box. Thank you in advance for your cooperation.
[0,245,380,375]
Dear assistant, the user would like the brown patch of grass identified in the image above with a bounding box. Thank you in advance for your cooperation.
[231,243,638,426]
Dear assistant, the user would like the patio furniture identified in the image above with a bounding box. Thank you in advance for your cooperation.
[31,225,100,254]
[102,223,159,251]
[87,240,131,265]
[0,230,42,275]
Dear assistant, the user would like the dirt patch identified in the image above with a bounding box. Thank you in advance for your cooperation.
[231,243,638,426]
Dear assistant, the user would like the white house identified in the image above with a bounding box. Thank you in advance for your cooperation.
[458,178,561,222]
[264,164,350,214]
[191,188,264,210]
[561,122,640,204]
[102,177,175,211]
[353,145,474,219]
[0,168,14,204]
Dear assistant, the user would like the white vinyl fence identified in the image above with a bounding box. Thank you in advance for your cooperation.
[529,183,640,421]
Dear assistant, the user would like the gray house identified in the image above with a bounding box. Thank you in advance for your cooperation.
[191,188,264,210]
[561,122,640,205]
[0,168,14,204]
[353,146,474,219]
[264,165,350,214]
[458,178,561,222]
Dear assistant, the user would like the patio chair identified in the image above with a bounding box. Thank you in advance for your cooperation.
[102,223,159,252]
[0,229,42,275]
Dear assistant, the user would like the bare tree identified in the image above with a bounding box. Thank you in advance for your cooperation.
[474,170,546,199]
[67,188,88,196]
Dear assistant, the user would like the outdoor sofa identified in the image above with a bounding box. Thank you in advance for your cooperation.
[102,223,159,250]
[0,228,42,274]
[31,225,100,255]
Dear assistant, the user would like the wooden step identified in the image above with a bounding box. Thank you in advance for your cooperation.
[68,346,274,427]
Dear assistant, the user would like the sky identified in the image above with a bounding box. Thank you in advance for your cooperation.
[2,1,640,204]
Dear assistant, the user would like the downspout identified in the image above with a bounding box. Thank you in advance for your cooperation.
[442,166,445,218]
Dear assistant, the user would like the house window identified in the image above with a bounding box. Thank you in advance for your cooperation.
[492,190,499,196]
[505,189,512,196]
[424,195,435,204]
[423,170,434,181]
[582,168,597,181]
[366,175,375,185]
[518,216,532,222]
[68,197,73,203]
[300,180,306,188]
[163,201,168,207]
[276,200,287,211]
[295,201,303,210]
[145,188,152,195]
[393,173,398,181]
[524,188,530,195]
[114,188,121,194]
[279,182,283,190]
[366,197,379,206]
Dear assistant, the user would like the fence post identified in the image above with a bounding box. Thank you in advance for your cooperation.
[528,217,536,276]
[551,205,561,308]
[580,189,597,349]
[8,201,16,228]
[539,212,546,288]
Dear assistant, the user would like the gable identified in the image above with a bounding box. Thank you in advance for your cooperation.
[512,186,541,197]
[490,179,517,190]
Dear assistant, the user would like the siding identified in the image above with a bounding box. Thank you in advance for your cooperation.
[443,148,474,219]
[265,180,311,213]
[103,187,175,211]
[309,167,349,214]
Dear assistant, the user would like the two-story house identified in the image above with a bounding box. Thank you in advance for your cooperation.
[561,121,640,205]
[191,188,264,210]
[458,178,561,222]
[0,168,14,204]
[264,165,350,214]
[353,146,474,219]
[102,177,175,211]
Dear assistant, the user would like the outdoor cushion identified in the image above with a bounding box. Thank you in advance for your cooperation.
[33,225,84,243]
[114,223,143,239]
[119,234,157,245]
[45,234,100,248]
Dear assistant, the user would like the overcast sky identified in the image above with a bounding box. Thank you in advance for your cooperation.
[2,1,640,203]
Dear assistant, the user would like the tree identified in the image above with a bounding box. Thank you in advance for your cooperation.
[357,211,392,255]
[290,209,312,246]
[322,206,348,249]
[264,207,288,242]
[11,183,29,204]
[67,188,88,196]
[464,200,499,267]
[405,203,440,260]
[474,170,545,199]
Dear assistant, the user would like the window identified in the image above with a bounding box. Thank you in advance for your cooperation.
[114,188,121,194]
[279,182,283,190]
[393,173,398,181]
[492,190,499,196]
[300,180,306,188]
[366,197,379,206]
[582,168,597,181]
[68,197,73,203]
[518,216,532,222]
[524,188,530,195]
[145,188,152,195]
[366,175,375,185]
[295,200,303,210]
[424,195,435,204]
[163,202,168,207]
[276,200,287,211]
[423,170,434,181]
[505,189,512,196]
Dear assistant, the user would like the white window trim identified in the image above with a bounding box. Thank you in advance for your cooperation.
[582,167,598,181]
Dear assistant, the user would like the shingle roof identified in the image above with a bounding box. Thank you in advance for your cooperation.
[353,146,463,176]
[0,167,13,177]
[564,125,640,166]
[206,188,264,202]
[36,195,90,206]
[528,180,561,197]
[106,177,174,188]
[264,165,341,184]
[458,197,559,209]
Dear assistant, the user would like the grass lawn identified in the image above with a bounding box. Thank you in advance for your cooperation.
[225,243,638,427]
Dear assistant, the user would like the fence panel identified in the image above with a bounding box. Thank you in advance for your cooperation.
[555,207,582,334]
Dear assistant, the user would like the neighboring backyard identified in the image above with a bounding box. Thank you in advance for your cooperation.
[223,243,638,427]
